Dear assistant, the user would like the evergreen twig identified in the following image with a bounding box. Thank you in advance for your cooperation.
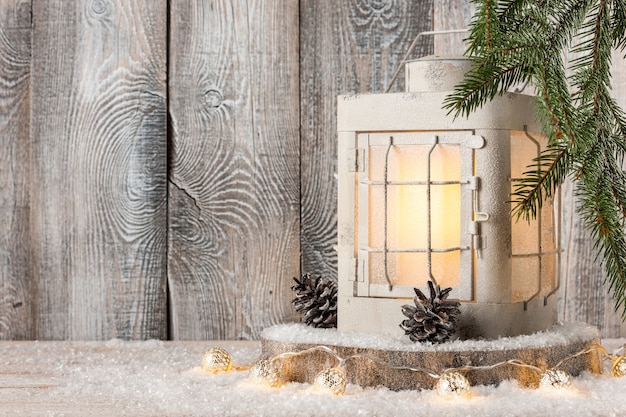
[445,0,626,318]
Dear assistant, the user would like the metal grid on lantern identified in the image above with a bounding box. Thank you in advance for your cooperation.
[354,131,484,301]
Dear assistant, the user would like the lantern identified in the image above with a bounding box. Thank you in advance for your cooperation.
[336,57,560,339]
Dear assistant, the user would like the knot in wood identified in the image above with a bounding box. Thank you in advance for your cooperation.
[202,89,223,108]
[91,0,109,15]
[370,0,390,11]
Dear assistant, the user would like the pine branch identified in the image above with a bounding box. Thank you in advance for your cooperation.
[443,60,530,117]
[447,0,626,318]
[577,165,626,314]
[511,142,571,221]
[535,59,578,143]
[614,0,626,49]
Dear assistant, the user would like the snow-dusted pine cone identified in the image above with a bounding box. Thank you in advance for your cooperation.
[400,281,461,343]
[291,274,337,328]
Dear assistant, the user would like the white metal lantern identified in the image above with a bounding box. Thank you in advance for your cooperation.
[337,57,560,339]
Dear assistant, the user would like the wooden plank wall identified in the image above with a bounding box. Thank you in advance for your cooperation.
[0,0,32,340]
[167,0,301,340]
[1,0,624,340]
[167,0,433,340]
[29,0,168,340]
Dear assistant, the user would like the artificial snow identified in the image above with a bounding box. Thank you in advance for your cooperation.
[261,321,601,352]
[0,337,624,417]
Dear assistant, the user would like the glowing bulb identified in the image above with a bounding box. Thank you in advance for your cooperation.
[313,367,347,395]
[613,356,626,377]
[539,369,572,389]
[202,347,232,374]
[248,359,281,387]
[436,372,470,398]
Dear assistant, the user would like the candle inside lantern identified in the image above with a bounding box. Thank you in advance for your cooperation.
[367,141,461,289]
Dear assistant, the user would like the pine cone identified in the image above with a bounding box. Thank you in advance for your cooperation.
[291,274,337,328]
[400,281,461,343]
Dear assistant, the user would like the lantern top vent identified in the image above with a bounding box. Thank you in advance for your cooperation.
[405,56,473,93]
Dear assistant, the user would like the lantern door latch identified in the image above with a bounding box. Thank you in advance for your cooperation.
[349,148,365,172]
[466,175,489,251]
[469,215,489,251]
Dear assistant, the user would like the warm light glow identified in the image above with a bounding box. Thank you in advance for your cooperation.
[202,347,232,374]
[539,369,572,390]
[203,342,620,396]
[248,359,281,387]
[613,356,626,377]
[436,372,471,398]
[313,367,347,395]
[368,143,461,288]
[510,130,557,303]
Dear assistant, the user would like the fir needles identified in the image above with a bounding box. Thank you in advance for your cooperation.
[445,0,626,318]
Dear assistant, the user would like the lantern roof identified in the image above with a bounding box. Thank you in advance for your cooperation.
[338,56,541,133]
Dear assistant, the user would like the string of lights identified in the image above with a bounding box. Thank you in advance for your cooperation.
[200,342,626,397]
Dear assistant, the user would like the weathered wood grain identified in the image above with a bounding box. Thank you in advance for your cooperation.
[299,0,434,283]
[435,0,540,112]
[0,0,32,340]
[434,0,626,338]
[9,0,621,342]
[30,0,168,339]
[168,0,301,340]
[432,0,474,55]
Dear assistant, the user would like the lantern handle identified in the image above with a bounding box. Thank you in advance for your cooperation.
[385,29,469,94]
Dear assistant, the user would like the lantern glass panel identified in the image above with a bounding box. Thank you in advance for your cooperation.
[361,136,464,294]
[509,130,558,303]
[541,253,557,293]
[512,258,539,301]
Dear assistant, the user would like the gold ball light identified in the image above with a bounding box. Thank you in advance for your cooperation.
[313,367,347,395]
[539,369,572,390]
[248,359,281,387]
[202,347,232,374]
[613,356,626,378]
[436,372,471,398]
